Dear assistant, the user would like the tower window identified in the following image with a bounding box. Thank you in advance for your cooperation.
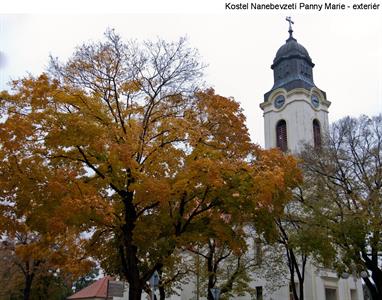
[276,119,288,152]
[313,119,321,148]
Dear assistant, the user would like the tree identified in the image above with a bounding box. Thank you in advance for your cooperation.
[250,242,290,297]
[0,242,24,300]
[300,115,382,300]
[1,30,302,300]
[0,239,83,300]
[1,31,208,299]
[274,216,307,300]
[0,146,94,300]
[188,224,254,300]
[187,148,302,300]
[250,149,307,300]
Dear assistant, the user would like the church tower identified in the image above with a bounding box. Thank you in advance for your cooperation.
[260,18,331,153]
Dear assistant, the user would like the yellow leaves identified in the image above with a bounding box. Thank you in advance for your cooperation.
[1,59,305,293]
[15,243,43,261]
[248,148,302,214]
[121,80,142,93]
[182,157,225,188]
[5,74,52,109]
[132,176,171,207]
[108,143,137,170]
[194,89,252,157]
[0,116,35,151]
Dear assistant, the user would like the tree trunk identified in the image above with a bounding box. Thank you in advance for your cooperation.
[361,250,382,300]
[159,285,166,300]
[299,279,304,300]
[128,285,143,300]
[286,248,298,300]
[207,259,215,300]
[23,274,33,300]
[207,243,215,300]
[122,190,143,300]
[363,277,379,300]
[371,270,382,300]
[287,248,305,300]
[124,241,141,297]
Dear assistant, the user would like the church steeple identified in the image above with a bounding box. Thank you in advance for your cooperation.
[260,19,331,153]
[264,18,323,102]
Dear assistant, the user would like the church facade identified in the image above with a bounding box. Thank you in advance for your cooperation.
[165,20,365,300]
[256,20,364,300]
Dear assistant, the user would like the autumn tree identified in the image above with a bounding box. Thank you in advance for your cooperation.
[1,30,302,300]
[300,115,382,300]
[0,239,81,300]
[272,191,313,300]
[250,242,290,297]
[187,148,302,300]
[252,149,307,300]
[273,203,330,300]
[0,120,95,300]
[187,222,253,300]
[233,147,328,300]
[0,242,24,300]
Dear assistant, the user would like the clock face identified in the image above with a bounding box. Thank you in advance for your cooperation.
[311,95,320,108]
[274,95,285,109]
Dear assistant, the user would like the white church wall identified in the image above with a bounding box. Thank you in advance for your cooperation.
[164,21,365,300]
[261,88,330,153]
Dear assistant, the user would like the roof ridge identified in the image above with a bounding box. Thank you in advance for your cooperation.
[67,276,114,299]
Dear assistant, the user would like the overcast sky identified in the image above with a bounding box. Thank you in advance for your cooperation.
[1,1,381,146]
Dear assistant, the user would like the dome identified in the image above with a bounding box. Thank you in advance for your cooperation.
[272,37,314,69]
[263,21,326,102]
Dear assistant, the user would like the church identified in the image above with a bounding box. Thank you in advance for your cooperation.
[178,18,365,300]
[260,17,330,154]
[256,18,364,300]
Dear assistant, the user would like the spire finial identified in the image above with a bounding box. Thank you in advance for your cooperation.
[286,16,294,38]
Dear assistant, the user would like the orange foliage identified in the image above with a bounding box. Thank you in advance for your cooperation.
[0,34,302,298]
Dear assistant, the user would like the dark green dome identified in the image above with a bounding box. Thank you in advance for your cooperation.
[263,20,326,102]
[272,37,314,69]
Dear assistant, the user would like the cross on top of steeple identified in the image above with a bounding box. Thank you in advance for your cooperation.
[286,16,294,38]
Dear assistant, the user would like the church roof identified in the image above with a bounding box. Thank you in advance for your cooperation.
[272,36,314,69]
[67,276,113,299]
[263,19,326,101]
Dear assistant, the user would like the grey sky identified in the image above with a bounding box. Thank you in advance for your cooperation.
[0,5,381,146]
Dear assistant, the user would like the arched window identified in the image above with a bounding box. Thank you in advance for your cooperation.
[313,119,321,148]
[276,119,288,152]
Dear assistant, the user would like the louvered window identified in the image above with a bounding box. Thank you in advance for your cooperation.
[276,120,288,152]
[313,119,321,148]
